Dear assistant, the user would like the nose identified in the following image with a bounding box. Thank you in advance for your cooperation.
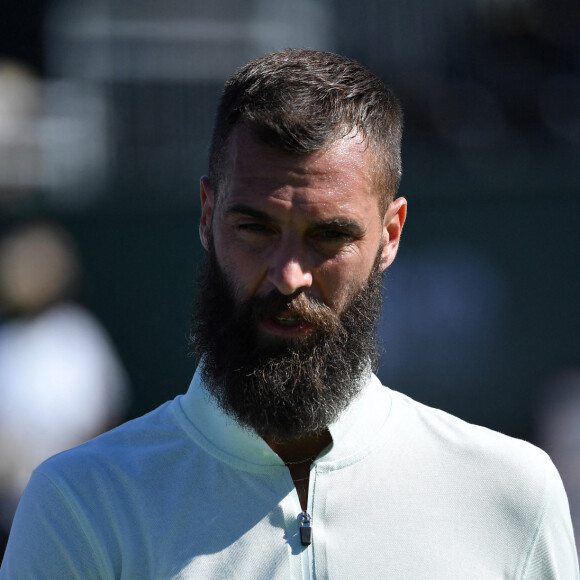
[266,241,313,295]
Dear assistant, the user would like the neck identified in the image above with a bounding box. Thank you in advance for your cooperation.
[266,430,333,512]
[265,429,332,465]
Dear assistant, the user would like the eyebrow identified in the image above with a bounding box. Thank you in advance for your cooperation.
[225,204,272,221]
[225,203,365,236]
[314,218,366,237]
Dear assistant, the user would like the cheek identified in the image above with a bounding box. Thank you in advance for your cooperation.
[213,243,266,301]
[315,260,364,311]
[317,242,381,309]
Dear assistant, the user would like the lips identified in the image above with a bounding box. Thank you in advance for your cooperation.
[250,292,328,337]
[262,312,313,336]
[273,315,302,327]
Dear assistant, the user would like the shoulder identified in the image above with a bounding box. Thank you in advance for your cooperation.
[35,397,187,487]
[385,387,559,510]
[364,384,579,576]
[389,387,544,458]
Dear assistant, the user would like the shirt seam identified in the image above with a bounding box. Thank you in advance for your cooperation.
[518,455,550,580]
[34,470,108,576]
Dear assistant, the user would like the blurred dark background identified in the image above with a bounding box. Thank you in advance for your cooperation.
[0,0,578,443]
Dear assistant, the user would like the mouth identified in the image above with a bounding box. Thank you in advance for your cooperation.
[273,315,302,327]
[262,313,313,336]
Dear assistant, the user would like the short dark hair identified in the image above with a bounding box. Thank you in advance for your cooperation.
[208,49,403,213]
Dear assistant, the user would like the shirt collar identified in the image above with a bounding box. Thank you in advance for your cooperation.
[176,366,392,471]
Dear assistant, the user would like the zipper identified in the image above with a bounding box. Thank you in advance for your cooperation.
[298,511,312,545]
[299,511,313,580]
[299,470,315,580]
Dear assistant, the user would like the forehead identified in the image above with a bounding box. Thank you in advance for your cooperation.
[219,125,379,214]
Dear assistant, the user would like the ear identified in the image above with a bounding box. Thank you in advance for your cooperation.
[380,197,407,271]
[199,176,214,251]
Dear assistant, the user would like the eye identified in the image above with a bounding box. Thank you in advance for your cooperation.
[312,229,355,243]
[235,222,277,246]
[316,230,352,240]
[237,222,269,234]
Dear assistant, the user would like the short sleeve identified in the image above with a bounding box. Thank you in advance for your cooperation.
[522,455,579,579]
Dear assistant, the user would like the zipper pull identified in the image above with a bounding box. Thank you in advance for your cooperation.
[298,511,312,546]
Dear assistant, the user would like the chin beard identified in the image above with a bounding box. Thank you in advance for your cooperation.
[188,246,384,442]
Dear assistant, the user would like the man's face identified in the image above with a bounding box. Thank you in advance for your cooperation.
[193,125,406,441]
[200,125,406,330]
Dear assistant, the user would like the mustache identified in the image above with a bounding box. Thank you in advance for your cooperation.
[243,290,344,335]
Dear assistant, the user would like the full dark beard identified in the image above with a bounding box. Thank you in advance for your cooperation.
[188,246,384,442]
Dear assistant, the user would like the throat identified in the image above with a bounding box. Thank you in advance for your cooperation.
[266,430,332,511]
[287,463,311,512]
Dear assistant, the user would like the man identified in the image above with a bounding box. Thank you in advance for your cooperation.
[1,49,577,578]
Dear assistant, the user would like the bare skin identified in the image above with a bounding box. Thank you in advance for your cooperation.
[266,431,333,510]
